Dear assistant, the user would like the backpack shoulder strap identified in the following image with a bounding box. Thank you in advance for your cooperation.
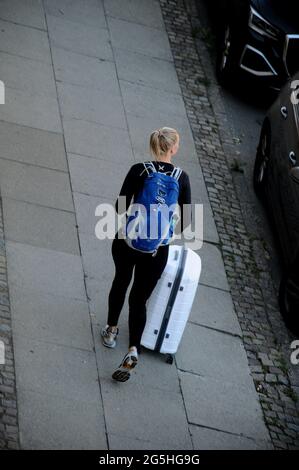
[170,167,182,181]
[139,161,157,176]
[144,161,157,174]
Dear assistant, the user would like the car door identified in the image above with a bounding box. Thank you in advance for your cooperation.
[276,77,299,268]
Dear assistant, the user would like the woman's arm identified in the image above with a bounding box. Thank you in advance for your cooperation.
[178,172,192,234]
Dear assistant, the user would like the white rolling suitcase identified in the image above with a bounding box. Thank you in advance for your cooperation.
[141,245,201,364]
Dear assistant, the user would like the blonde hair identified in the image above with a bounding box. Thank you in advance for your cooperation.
[149,127,179,160]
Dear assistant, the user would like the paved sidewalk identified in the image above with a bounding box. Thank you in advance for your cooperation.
[0,0,271,449]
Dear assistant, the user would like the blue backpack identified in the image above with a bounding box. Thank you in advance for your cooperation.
[124,161,182,255]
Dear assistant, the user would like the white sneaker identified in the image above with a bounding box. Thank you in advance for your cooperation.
[101,325,119,348]
[112,351,138,382]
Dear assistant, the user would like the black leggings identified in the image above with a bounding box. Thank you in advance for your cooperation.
[107,237,169,353]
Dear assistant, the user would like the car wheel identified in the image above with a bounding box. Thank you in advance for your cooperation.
[253,125,271,198]
[279,275,299,334]
[216,23,235,85]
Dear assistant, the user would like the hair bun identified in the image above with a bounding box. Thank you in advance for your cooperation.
[149,127,178,159]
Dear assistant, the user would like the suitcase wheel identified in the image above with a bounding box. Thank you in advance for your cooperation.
[165,354,174,365]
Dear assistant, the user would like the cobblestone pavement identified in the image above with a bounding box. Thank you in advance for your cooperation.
[159,0,299,450]
[0,194,19,449]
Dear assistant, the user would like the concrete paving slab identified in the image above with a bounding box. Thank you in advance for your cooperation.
[108,17,173,61]
[44,0,107,29]
[176,323,252,386]
[18,388,107,450]
[57,82,126,130]
[2,198,79,255]
[68,153,128,199]
[167,133,199,164]
[10,288,93,351]
[199,242,230,292]
[6,241,86,300]
[63,118,134,162]
[0,159,74,211]
[0,18,51,63]
[14,335,100,403]
[0,121,67,171]
[120,79,186,120]
[174,160,210,202]
[0,86,62,133]
[85,275,117,322]
[52,47,118,93]
[0,51,56,97]
[179,371,269,440]
[178,200,219,250]
[114,47,181,94]
[190,284,242,336]
[0,0,46,30]
[109,432,192,451]
[73,193,115,235]
[108,433,156,450]
[126,113,198,163]
[190,425,272,450]
[104,0,165,31]
[46,14,112,60]
[101,376,192,449]
[79,232,114,282]
[201,203,219,244]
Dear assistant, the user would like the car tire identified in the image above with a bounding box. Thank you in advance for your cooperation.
[253,124,271,199]
[279,275,299,334]
[216,23,235,86]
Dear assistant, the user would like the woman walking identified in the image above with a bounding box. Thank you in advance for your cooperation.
[101,127,191,382]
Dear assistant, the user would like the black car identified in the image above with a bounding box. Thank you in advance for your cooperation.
[216,0,299,89]
[253,73,299,329]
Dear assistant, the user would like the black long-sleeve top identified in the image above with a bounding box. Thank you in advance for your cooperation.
[115,160,192,236]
